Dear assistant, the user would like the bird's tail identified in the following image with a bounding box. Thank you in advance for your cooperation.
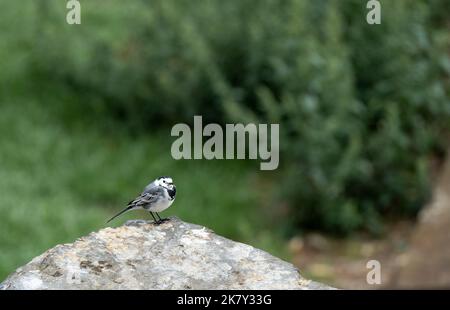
[106,205,134,223]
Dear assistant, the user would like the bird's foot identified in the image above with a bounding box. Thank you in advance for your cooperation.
[154,218,170,225]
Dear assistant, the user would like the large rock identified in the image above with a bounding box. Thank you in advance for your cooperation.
[0,217,332,290]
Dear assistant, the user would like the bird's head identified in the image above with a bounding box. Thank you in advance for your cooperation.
[155,176,175,190]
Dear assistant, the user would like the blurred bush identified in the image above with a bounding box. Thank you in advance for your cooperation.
[32,0,450,234]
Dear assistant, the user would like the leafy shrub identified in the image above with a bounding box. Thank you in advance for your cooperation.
[227,0,450,234]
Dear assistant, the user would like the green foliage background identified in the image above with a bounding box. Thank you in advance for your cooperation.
[1,0,449,279]
[36,0,450,233]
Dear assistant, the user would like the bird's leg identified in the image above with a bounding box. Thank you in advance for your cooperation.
[149,212,158,224]
[156,213,169,223]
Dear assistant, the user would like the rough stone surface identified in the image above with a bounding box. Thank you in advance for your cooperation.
[0,217,333,290]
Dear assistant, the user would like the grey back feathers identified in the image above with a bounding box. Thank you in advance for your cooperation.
[144,180,158,192]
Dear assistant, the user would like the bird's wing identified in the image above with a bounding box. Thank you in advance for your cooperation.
[130,186,163,208]
[107,187,162,223]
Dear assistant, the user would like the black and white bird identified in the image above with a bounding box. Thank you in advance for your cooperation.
[107,176,176,224]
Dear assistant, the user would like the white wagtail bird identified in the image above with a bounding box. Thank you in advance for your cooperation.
[107,176,176,225]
